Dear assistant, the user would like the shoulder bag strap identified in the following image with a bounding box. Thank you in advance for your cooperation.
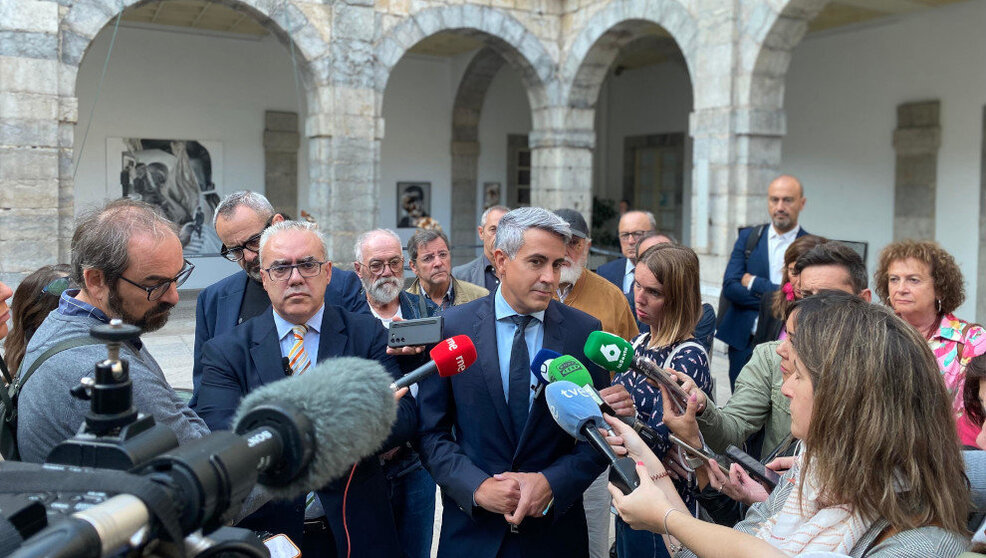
[14,336,104,393]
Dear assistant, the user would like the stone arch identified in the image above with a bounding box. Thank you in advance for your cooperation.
[56,0,331,259]
[374,5,556,126]
[560,0,699,114]
[449,48,506,265]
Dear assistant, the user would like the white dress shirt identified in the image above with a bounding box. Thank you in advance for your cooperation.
[767,225,801,285]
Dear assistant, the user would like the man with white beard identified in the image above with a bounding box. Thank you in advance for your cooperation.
[552,209,638,341]
[353,229,436,326]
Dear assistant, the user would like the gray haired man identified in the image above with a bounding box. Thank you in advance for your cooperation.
[407,228,488,313]
[452,205,509,292]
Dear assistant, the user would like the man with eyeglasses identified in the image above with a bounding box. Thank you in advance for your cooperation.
[194,221,417,558]
[194,191,367,394]
[353,229,437,326]
[406,228,488,314]
[595,210,656,295]
[17,199,210,463]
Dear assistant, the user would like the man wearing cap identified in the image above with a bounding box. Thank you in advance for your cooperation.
[550,208,638,558]
[552,209,638,341]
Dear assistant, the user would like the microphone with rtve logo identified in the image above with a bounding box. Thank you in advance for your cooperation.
[389,335,478,391]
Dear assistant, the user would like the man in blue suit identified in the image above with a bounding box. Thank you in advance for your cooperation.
[716,175,808,387]
[193,221,415,558]
[595,210,655,295]
[418,207,610,558]
[193,191,367,393]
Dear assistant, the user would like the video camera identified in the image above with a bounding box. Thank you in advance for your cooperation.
[0,320,316,557]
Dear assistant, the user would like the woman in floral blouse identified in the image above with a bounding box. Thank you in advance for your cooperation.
[612,243,710,558]
[875,239,986,446]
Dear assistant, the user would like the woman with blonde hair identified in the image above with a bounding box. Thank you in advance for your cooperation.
[613,243,711,558]
[608,290,970,557]
[874,240,985,446]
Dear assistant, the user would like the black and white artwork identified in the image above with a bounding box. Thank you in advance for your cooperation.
[397,181,431,228]
[109,138,223,256]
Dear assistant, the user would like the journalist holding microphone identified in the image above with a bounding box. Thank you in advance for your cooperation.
[606,291,970,557]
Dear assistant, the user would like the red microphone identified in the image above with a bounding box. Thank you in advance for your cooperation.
[389,335,477,390]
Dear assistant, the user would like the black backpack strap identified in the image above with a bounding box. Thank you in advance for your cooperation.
[743,224,767,261]
[0,357,10,386]
[14,336,104,393]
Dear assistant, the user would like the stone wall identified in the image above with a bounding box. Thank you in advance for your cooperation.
[0,0,816,288]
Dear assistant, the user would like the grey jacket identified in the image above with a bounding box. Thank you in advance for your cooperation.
[676,463,969,558]
[17,310,209,463]
[451,255,487,287]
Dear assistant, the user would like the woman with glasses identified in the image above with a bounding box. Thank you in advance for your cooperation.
[2,265,72,377]
[612,242,711,558]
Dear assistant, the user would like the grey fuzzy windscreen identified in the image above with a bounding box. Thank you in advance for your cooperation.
[232,356,398,500]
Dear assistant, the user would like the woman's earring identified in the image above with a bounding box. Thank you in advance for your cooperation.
[937,298,942,314]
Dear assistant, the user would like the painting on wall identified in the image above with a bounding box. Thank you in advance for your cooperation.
[107,138,224,256]
[397,181,431,228]
[483,182,501,209]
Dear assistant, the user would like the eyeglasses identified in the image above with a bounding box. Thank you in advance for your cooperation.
[265,260,326,282]
[118,259,195,301]
[619,230,652,242]
[42,276,73,298]
[220,231,264,262]
[365,257,403,275]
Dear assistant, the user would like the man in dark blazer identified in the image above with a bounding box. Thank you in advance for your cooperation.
[452,205,509,292]
[193,221,415,558]
[595,210,655,294]
[716,175,808,387]
[418,208,610,558]
[192,191,367,393]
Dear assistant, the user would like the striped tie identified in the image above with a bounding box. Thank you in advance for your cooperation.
[288,325,312,375]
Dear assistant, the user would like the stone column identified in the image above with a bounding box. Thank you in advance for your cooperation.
[529,106,595,222]
[892,100,940,241]
[450,140,479,266]
[264,111,300,218]
[0,0,64,283]
[978,107,986,321]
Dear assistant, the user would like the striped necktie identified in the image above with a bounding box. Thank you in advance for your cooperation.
[288,324,312,375]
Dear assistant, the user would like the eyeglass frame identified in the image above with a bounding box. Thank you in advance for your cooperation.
[618,230,653,242]
[117,259,195,301]
[360,257,404,276]
[264,259,328,282]
[219,216,275,262]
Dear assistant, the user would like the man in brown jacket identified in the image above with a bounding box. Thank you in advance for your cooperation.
[406,229,488,314]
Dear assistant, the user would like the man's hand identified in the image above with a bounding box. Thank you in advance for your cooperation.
[741,273,755,288]
[475,475,521,515]
[393,386,409,401]
[599,384,635,417]
[498,472,553,525]
[386,345,426,356]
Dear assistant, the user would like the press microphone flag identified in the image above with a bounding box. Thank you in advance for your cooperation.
[531,348,561,385]
[390,335,477,391]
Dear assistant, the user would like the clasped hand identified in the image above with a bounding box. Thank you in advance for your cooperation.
[475,472,553,525]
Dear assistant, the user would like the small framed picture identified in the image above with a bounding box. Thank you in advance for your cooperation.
[397,182,431,228]
[483,182,501,209]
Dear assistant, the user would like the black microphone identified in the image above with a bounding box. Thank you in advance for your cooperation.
[282,356,291,376]
[10,356,400,558]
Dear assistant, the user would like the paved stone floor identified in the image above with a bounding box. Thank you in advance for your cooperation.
[143,293,732,556]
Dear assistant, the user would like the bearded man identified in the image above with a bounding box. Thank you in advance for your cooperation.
[353,229,436,326]
[17,199,210,463]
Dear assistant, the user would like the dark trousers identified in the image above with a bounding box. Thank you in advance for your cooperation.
[727,343,754,390]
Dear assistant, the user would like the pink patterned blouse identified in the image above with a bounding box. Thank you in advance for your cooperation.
[929,313,986,446]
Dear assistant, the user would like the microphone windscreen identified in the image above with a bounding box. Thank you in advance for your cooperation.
[430,335,477,378]
[545,355,589,385]
[232,356,397,500]
[531,348,562,384]
[584,331,634,373]
[547,359,593,389]
[545,381,604,441]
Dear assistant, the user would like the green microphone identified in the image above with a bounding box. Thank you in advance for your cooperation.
[546,355,662,447]
[583,331,634,373]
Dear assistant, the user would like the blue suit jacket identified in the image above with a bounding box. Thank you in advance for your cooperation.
[417,294,608,558]
[715,226,808,349]
[193,305,414,555]
[192,268,368,392]
[595,257,629,293]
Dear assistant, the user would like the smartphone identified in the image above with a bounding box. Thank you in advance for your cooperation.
[387,316,443,348]
[668,434,729,475]
[630,355,690,408]
[724,445,780,490]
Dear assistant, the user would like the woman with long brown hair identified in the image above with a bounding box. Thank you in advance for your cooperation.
[608,290,970,557]
[3,265,71,376]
